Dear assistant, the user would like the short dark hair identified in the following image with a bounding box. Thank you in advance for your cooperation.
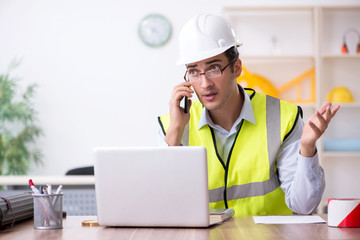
[224,46,239,72]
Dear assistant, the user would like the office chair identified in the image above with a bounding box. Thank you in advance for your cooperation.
[65,166,94,175]
[63,166,96,216]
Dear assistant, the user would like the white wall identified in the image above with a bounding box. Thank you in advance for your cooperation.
[0,0,359,175]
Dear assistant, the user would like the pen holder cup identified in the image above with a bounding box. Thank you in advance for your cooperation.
[33,193,63,229]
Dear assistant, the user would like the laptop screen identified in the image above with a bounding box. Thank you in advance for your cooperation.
[94,146,211,227]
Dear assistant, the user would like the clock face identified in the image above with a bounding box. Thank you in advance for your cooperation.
[138,14,172,47]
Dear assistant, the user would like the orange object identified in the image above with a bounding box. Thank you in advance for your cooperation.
[277,67,316,103]
[341,44,348,54]
[237,67,316,104]
[342,28,360,54]
[237,67,278,98]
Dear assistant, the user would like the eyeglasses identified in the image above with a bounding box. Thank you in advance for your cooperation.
[184,60,235,83]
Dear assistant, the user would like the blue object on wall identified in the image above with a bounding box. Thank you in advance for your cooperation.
[324,138,360,151]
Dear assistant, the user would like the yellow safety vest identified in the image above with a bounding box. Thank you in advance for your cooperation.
[158,88,301,215]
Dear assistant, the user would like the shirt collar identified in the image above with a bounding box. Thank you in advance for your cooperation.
[198,86,256,131]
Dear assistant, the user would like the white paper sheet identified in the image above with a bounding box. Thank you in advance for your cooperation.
[253,215,326,224]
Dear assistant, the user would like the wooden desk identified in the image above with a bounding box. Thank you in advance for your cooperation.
[1,215,360,240]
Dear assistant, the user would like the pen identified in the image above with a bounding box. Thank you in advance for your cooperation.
[55,185,63,194]
[29,179,49,225]
[52,185,63,206]
[29,179,40,194]
[47,184,52,195]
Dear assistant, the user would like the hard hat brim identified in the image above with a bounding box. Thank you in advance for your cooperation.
[176,42,242,65]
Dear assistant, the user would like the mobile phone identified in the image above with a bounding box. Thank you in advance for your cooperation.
[184,96,188,113]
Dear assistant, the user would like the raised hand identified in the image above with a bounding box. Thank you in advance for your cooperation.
[300,102,340,157]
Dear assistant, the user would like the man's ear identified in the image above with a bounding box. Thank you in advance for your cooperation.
[234,59,242,78]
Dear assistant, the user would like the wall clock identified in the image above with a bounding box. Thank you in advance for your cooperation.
[138,14,172,47]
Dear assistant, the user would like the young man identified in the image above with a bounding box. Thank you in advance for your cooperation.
[158,14,340,215]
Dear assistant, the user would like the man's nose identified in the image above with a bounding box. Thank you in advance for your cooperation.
[200,74,214,88]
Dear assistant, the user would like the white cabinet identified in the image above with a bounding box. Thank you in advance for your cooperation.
[223,6,360,212]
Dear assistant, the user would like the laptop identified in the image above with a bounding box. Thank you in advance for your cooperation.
[94,146,233,227]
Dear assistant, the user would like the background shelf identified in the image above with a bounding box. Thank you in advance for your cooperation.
[224,6,360,213]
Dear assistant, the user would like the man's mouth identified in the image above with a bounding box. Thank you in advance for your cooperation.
[203,92,217,101]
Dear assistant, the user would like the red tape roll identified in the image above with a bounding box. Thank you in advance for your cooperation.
[328,198,360,228]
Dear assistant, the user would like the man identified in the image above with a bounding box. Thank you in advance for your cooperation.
[158,14,340,215]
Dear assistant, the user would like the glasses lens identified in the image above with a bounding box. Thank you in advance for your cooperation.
[186,67,222,82]
[205,69,221,79]
[187,73,199,82]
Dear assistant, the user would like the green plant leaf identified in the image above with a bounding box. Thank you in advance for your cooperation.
[0,61,43,175]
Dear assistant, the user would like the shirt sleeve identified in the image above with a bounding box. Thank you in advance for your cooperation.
[276,117,325,214]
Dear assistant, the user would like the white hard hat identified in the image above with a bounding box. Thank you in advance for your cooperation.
[177,14,242,65]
